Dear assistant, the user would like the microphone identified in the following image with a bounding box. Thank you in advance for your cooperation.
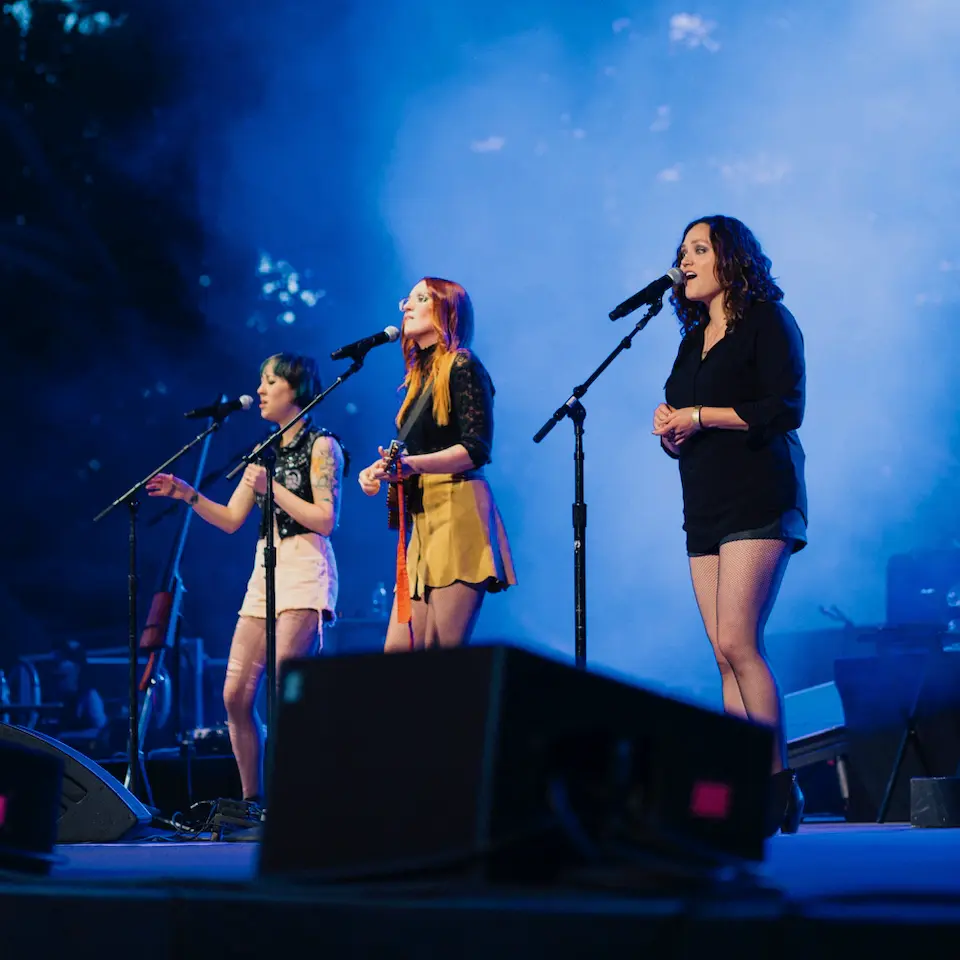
[183,395,255,419]
[608,267,685,321]
[330,325,400,361]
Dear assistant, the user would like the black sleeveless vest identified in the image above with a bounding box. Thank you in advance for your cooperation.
[256,419,340,540]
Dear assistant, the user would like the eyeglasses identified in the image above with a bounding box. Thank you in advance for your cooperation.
[398,293,431,312]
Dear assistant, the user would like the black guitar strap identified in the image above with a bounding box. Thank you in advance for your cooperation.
[386,380,435,534]
[396,380,435,446]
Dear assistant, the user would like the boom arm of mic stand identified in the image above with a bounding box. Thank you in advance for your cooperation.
[531,297,665,669]
[93,420,226,524]
[532,298,664,443]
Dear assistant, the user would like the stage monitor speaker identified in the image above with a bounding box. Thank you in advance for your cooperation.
[0,723,153,843]
[0,740,62,873]
[260,644,773,884]
[834,651,960,822]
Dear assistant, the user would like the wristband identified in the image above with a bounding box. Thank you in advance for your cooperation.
[691,405,703,428]
[187,489,199,506]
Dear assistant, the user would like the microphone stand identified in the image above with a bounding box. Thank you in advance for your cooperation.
[225,354,367,802]
[533,297,666,669]
[93,409,231,804]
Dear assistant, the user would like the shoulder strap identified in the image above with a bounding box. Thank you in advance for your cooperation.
[396,380,435,444]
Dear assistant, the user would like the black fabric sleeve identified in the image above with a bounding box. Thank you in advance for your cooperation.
[451,352,494,468]
[733,303,805,442]
[660,437,681,460]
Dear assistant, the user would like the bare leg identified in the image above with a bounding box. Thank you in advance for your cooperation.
[275,609,320,670]
[424,581,486,649]
[384,592,429,652]
[223,616,267,800]
[689,555,747,717]
[223,610,320,799]
[715,539,792,772]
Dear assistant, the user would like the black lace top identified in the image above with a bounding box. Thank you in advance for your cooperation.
[399,345,495,468]
[255,417,343,540]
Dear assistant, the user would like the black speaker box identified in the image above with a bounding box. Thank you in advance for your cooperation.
[260,644,773,883]
[0,740,62,873]
[834,651,960,822]
[0,724,153,842]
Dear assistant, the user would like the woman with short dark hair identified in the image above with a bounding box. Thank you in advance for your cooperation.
[147,353,346,806]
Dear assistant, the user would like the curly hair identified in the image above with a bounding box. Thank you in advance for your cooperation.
[669,215,783,337]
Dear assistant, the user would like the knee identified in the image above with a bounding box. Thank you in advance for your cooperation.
[223,677,255,720]
[715,627,759,668]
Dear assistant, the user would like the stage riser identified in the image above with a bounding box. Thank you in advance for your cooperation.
[0,884,957,959]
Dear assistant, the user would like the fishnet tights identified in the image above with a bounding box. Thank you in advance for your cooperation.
[223,610,320,800]
[689,539,792,772]
[384,581,486,653]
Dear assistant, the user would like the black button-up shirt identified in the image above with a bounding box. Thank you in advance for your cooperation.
[664,300,807,553]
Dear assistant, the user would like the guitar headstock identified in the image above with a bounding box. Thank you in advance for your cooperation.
[384,439,407,530]
[384,439,406,475]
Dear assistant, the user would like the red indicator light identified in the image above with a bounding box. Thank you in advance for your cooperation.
[690,781,731,819]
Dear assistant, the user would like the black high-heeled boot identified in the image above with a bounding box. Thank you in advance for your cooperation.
[765,769,804,837]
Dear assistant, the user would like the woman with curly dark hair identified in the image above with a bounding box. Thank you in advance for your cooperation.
[652,215,806,837]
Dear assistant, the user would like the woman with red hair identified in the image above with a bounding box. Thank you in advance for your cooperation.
[359,277,516,651]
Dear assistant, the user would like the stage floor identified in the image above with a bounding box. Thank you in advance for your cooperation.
[0,822,957,958]
[40,821,956,899]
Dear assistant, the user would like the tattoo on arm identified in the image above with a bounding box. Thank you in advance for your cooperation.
[311,437,343,512]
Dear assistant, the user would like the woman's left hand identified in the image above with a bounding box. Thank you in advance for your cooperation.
[369,446,420,482]
[652,407,702,445]
[241,463,269,495]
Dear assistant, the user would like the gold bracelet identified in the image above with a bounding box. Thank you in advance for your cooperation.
[691,405,703,427]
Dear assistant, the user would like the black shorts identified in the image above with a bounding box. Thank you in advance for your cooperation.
[687,509,807,558]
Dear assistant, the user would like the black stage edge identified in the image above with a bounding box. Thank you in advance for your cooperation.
[1,828,959,958]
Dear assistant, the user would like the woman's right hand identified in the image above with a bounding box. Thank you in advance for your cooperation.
[358,465,382,497]
[146,473,194,501]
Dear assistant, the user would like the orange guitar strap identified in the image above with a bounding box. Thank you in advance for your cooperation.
[391,380,434,646]
[394,462,412,629]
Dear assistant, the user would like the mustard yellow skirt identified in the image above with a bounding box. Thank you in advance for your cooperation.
[406,473,516,599]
